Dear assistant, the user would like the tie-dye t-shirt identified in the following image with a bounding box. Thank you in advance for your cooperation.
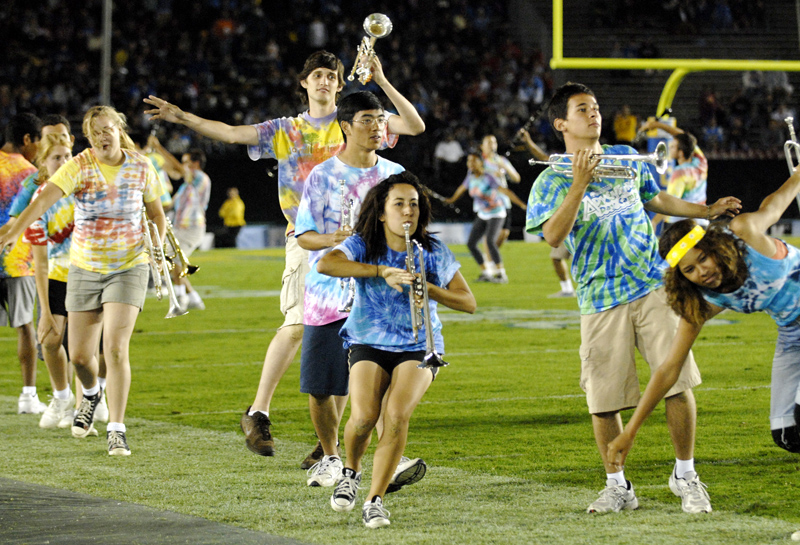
[9,171,39,218]
[336,233,460,353]
[467,171,507,220]
[145,151,173,209]
[0,151,36,278]
[701,239,800,327]
[526,144,664,314]
[295,155,405,326]
[461,153,515,208]
[23,183,74,283]
[173,170,210,229]
[49,148,162,274]
[664,147,708,224]
[247,109,398,235]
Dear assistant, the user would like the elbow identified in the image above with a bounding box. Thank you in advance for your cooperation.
[409,119,426,136]
[316,258,332,277]
[464,300,477,314]
[295,235,311,250]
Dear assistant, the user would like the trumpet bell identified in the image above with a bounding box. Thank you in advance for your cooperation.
[363,13,392,38]
[418,351,449,370]
[653,141,669,175]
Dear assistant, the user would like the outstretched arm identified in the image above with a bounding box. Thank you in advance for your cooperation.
[729,167,800,256]
[144,95,259,146]
[499,186,527,210]
[0,184,64,250]
[370,56,426,136]
[645,192,741,220]
[317,249,414,293]
[426,271,476,314]
[641,119,684,137]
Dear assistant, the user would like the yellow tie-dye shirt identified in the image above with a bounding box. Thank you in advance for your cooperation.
[49,148,162,274]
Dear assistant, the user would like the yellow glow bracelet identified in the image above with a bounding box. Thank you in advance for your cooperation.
[665,225,706,267]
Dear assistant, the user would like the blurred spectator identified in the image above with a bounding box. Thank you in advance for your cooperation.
[613,105,638,145]
[701,116,725,153]
[433,129,466,189]
[217,186,245,248]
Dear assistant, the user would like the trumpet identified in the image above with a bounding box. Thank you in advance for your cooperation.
[782,117,800,212]
[529,141,669,180]
[142,210,187,319]
[403,223,448,370]
[347,13,393,84]
[164,217,199,278]
[338,180,356,313]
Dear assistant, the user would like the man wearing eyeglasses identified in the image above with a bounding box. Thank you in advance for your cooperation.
[295,89,426,489]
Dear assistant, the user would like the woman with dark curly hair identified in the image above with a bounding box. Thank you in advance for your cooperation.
[608,168,800,470]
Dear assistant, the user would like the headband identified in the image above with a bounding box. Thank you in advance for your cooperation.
[665,225,706,268]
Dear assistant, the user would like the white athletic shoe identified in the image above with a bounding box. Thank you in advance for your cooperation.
[94,389,109,423]
[18,392,47,414]
[58,408,75,429]
[306,455,343,487]
[362,497,391,528]
[331,468,361,512]
[669,471,712,513]
[39,392,76,429]
[386,456,427,493]
[587,479,639,513]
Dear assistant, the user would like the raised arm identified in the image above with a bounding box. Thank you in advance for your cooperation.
[370,57,426,136]
[641,119,684,137]
[147,135,186,180]
[729,167,800,256]
[517,128,549,162]
[144,95,259,146]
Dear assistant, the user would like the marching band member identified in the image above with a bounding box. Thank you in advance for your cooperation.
[0,105,165,456]
[318,172,475,528]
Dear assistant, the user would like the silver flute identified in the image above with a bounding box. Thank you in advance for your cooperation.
[403,223,448,369]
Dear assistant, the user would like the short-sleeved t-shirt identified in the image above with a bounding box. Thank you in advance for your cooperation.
[49,148,162,274]
[336,233,460,353]
[0,151,37,278]
[295,155,405,326]
[467,171,507,220]
[173,170,211,229]
[526,144,665,314]
[24,183,74,282]
[664,146,708,224]
[248,109,398,235]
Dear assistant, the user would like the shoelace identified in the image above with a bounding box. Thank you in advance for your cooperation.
[683,477,710,502]
[365,501,390,520]
[335,474,361,498]
[598,483,628,506]
[254,414,271,437]
[308,457,335,477]
[108,432,127,449]
[73,395,97,428]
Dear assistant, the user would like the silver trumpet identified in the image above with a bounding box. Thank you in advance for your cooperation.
[142,210,187,318]
[529,141,669,180]
[403,223,448,369]
[782,117,800,211]
[347,13,393,84]
[338,180,356,313]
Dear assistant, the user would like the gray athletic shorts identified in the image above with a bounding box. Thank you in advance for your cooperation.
[0,276,35,327]
[65,264,149,312]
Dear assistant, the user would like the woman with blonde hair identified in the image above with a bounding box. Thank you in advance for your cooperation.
[0,105,166,456]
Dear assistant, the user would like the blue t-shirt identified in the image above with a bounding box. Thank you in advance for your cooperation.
[336,233,460,353]
[526,144,665,314]
[701,239,800,327]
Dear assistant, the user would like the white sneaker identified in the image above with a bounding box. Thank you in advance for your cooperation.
[306,455,344,487]
[186,295,205,310]
[669,471,712,513]
[39,392,76,429]
[58,408,75,428]
[177,294,190,311]
[386,456,427,493]
[331,468,361,512]
[18,392,47,414]
[362,497,391,528]
[94,389,109,423]
[587,479,639,513]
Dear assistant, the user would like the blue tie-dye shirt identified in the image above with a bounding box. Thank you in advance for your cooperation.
[336,233,460,353]
[526,144,665,314]
[295,155,405,326]
[701,239,800,327]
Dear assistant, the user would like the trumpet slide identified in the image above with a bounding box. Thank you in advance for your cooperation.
[403,223,448,369]
[347,13,393,85]
[529,141,669,180]
[142,210,187,319]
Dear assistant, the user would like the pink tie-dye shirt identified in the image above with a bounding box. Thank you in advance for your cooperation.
[49,148,162,274]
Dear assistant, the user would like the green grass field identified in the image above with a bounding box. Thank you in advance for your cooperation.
[1,240,799,544]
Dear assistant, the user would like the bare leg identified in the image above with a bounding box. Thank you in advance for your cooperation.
[17,322,36,386]
[101,302,139,424]
[552,258,569,282]
[592,411,624,473]
[664,390,696,461]
[250,324,303,413]
[345,361,389,472]
[309,394,341,456]
[41,315,69,391]
[68,310,103,391]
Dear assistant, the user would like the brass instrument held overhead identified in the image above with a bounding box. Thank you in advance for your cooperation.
[782,117,800,211]
[347,13,393,85]
[528,141,669,180]
[403,223,448,370]
[142,210,187,319]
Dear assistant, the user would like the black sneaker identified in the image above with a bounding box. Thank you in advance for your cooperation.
[71,392,102,438]
[107,430,131,456]
[362,496,390,529]
[331,468,361,512]
[240,407,275,456]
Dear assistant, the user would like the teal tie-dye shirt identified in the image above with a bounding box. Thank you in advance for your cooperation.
[526,145,665,314]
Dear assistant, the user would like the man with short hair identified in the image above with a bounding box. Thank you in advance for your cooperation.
[0,113,43,413]
[526,82,740,515]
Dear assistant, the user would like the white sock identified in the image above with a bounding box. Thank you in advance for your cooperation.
[107,422,126,433]
[485,262,497,275]
[248,409,268,417]
[607,471,626,487]
[54,387,71,400]
[675,458,695,478]
[560,279,573,292]
[83,383,100,397]
[174,284,186,297]
[497,267,506,276]
[97,377,107,390]
[22,386,37,396]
